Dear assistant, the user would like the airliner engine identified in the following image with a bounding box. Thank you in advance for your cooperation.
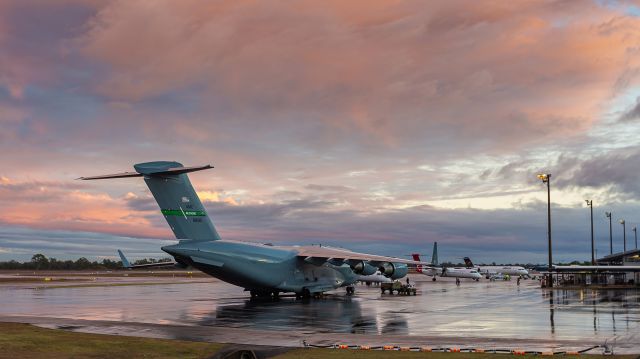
[349,260,378,275]
[390,263,408,279]
[378,262,409,279]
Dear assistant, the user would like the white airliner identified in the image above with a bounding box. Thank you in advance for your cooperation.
[412,243,481,281]
[463,257,528,278]
[355,270,392,284]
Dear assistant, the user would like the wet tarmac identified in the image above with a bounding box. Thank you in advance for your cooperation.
[1,273,639,353]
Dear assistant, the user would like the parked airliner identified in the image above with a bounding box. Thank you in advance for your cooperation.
[412,243,481,281]
[463,257,528,278]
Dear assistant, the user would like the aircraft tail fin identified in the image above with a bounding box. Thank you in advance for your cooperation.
[411,253,423,273]
[431,242,439,266]
[463,257,474,268]
[117,249,131,268]
[81,161,220,242]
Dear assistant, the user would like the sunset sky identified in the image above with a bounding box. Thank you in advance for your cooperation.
[2,0,640,264]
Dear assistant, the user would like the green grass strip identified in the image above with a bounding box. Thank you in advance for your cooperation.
[0,322,223,359]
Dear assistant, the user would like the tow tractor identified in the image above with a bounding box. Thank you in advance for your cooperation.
[381,281,417,295]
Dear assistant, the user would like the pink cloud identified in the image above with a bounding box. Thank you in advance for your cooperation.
[74,1,640,153]
[0,177,170,239]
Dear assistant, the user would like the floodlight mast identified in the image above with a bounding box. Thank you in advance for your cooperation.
[605,212,612,255]
[620,219,626,253]
[537,173,552,288]
[585,200,595,264]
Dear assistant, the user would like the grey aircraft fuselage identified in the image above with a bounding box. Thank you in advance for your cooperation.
[163,240,361,294]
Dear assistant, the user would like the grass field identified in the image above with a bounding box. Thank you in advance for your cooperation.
[0,322,636,359]
[0,322,223,359]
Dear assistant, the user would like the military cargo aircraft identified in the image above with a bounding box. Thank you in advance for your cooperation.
[80,161,431,299]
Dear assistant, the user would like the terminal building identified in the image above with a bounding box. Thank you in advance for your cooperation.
[550,249,640,287]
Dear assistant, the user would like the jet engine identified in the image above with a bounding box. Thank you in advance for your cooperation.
[349,260,377,275]
[389,263,408,279]
[378,262,408,279]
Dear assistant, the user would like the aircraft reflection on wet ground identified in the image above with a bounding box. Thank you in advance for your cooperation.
[208,296,408,335]
[1,275,639,347]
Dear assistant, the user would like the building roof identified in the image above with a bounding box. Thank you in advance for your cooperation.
[597,248,640,263]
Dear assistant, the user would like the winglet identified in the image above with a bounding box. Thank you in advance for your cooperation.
[117,250,131,268]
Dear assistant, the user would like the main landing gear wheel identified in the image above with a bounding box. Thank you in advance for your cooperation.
[432,277,437,281]
[346,286,355,296]
[249,289,279,301]
[302,287,311,299]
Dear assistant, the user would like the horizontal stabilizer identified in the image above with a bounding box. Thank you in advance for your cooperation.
[78,172,143,180]
[78,164,213,180]
[133,163,213,176]
[117,249,176,269]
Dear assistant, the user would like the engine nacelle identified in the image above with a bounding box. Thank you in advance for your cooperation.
[378,262,395,277]
[389,263,408,280]
[349,260,377,275]
[378,262,409,279]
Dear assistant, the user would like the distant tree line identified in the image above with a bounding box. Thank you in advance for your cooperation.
[0,253,172,270]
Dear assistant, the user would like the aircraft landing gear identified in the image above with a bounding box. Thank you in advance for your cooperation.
[249,289,280,301]
[346,286,355,296]
[432,277,437,281]
[298,287,311,300]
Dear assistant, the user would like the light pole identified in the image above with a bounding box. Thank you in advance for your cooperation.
[538,173,552,288]
[633,226,637,249]
[586,200,594,264]
[605,212,613,255]
[619,219,626,253]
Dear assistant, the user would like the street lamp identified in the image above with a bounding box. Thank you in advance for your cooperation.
[537,173,552,287]
[605,212,613,255]
[633,226,637,249]
[585,200,594,264]
[619,219,626,253]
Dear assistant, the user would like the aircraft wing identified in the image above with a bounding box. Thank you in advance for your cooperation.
[291,245,433,267]
[118,250,176,269]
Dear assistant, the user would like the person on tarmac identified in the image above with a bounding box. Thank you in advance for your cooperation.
[456,278,460,286]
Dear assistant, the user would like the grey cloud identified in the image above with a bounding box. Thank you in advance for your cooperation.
[123,195,157,212]
[619,97,640,122]
[557,147,640,196]
[0,179,87,202]
[0,225,173,262]
[1,195,633,264]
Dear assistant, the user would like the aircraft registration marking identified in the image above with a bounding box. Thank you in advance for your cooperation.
[161,209,206,216]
